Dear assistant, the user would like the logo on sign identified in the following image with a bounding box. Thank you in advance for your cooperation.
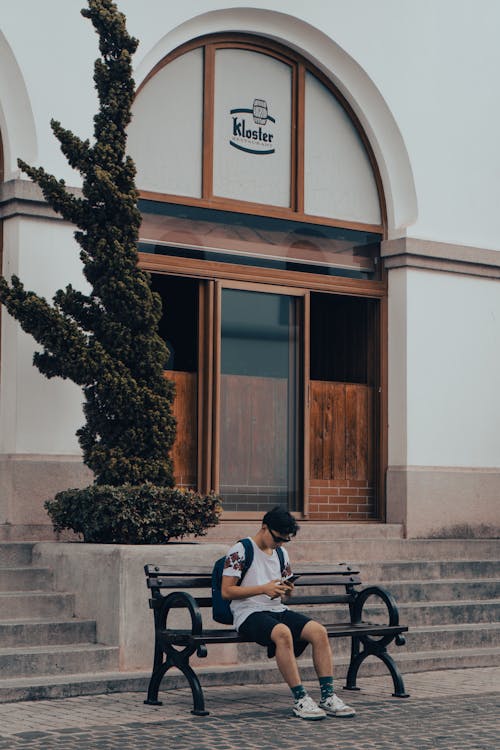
[230,98,276,155]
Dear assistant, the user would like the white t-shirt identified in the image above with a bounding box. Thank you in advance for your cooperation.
[222,537,292,631]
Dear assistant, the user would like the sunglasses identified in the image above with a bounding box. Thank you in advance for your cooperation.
[269,528,291,544]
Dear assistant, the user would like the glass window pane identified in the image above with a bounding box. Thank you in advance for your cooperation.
[213,49,292,207]
[219,289,301,512]
[139,199,381,278]
[128,49,203,197]
[304,72,381,224]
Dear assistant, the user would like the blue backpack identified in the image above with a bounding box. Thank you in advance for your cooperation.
[211,539,285,625]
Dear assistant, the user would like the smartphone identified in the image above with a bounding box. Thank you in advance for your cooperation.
[282,574,300,585]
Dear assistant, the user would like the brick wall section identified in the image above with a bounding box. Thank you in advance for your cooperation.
[308,479,375,521]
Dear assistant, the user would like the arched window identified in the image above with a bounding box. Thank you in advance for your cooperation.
[128,35,386,521]
[129,34,384,228]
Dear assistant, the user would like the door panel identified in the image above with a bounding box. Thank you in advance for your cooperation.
[217,286,303,512]
[165,370,197,487]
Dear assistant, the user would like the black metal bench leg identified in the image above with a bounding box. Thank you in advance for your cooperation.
[178,661,209,716]
[344,637,409,698]
[343,635,363,691]
[376,650,410,698]
[344,647,367,692]
[144,647,209,715]
[144,659,171,705]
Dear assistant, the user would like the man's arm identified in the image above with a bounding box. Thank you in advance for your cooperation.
[221,575,289,601]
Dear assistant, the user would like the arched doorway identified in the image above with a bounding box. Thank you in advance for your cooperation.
[128,34,387,521]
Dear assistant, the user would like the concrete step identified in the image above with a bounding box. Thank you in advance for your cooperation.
[0,567,54,591]
[0,670,151,703]
[351,559,500,580]
[0,544,33,566]
[398,599,500,626]
[0,643,119,679]
[0,618,97,648]
[290,538,500,563]
[392,646,500,674]
[404,622,500,653]
[0,591,75,619]
[378,579,500,603]
[193,523,405,543]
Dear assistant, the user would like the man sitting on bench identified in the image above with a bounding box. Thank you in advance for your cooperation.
[221,506,356,721]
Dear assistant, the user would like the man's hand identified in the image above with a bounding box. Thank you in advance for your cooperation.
[262,579,289,599]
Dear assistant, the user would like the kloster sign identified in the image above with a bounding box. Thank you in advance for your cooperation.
[229,99,276,155]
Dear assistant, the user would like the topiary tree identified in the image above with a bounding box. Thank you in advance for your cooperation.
[0,0,221,542]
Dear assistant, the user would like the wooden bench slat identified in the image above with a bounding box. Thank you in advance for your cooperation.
[285,594,354,605]
[148,576,212,588]
[147,574,361,589]
[293,575,361,586]
[144,566,360,579]
[150,596,213,608]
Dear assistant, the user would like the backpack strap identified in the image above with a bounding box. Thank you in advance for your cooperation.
[239,538,254,583]
[276,546,286,576]
[238,538,286,582]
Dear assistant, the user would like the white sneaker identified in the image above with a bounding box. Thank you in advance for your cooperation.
[319,693,356,717]
[292,694,327,720]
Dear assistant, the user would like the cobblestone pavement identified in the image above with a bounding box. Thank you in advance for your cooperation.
[0,668,498,750]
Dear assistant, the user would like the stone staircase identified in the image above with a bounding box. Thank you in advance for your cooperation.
[0,526,498,702]
[0,542,124,702]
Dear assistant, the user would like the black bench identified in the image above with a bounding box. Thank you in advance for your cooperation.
[144,564,409,715]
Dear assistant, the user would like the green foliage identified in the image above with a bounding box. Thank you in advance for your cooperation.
[45,484,222,544]
[0,0,177,487]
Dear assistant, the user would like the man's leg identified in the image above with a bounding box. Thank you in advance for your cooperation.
[299,620,356,718]
[271,623,301,687]
[271,623,325,720]
[299,620,333,677]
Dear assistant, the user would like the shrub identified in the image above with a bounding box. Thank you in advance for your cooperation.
[45,484,222,544]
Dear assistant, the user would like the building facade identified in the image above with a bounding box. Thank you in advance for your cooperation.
[1,0,499,539]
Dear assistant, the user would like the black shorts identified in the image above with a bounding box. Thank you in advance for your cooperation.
[238,609,312,659]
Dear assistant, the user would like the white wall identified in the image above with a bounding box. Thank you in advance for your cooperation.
[389,266,500,469]
[0,217,86,454]
[406,270,500,468]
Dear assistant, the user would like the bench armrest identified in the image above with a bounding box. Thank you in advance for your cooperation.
[155,590,209,658]
[351,585,401,627]
[155,590,204,638]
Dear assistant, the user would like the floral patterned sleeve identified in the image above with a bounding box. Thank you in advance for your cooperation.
[222,542,245,579]
[281,547,292,579]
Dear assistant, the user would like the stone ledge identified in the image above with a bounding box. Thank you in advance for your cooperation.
[0,179,82,221]
[382,237,500,279]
